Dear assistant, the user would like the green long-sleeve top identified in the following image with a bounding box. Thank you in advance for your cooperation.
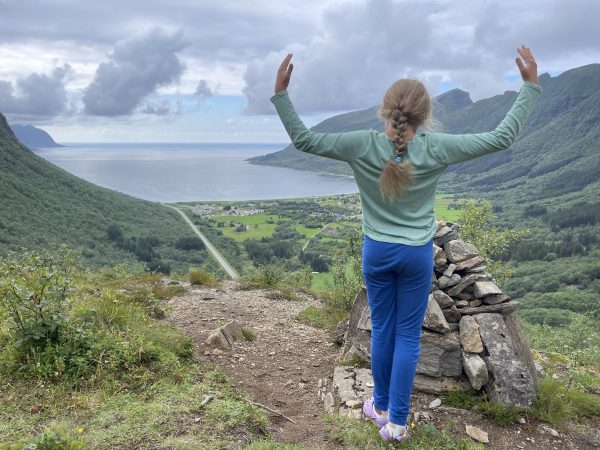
[270,81,542,245]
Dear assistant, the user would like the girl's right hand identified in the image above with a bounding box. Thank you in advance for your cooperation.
[275,53,294,94]
[516,45,539,84]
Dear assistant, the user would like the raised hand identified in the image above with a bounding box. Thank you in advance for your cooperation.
[515,45,538,85]
[275,53,294,94]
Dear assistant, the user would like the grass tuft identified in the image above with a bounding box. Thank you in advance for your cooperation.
[296,306,348,331]
[189,269,221,288]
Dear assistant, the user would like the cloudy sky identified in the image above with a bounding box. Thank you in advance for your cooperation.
[0,0,598,143]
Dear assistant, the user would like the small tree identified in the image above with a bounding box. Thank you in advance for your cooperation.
[457,199,528,283]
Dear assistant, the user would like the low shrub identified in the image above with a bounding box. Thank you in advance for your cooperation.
[189,270,221,288]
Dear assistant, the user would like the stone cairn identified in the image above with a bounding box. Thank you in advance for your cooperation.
[320,221,538,419]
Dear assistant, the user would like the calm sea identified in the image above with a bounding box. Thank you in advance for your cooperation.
[32,143,358,203]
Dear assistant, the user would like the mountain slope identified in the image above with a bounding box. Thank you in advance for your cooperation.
[0,113,218,273]
[10,123,63,148]
[250,64,600,198]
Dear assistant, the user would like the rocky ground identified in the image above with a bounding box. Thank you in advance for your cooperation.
[165,280,599,449]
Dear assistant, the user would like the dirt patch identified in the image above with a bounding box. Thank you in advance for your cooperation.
[166,280,344,448]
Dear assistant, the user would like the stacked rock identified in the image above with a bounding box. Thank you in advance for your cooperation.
[335,221,538,411]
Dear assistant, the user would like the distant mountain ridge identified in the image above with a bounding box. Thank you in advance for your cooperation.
[248,64,600,204]
[10,123,63,148]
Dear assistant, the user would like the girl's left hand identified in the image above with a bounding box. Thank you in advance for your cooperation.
[275,53,293,94]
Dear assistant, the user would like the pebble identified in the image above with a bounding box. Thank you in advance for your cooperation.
[518,417,526,424]
[429,398,442,409]
[465,425,489,444]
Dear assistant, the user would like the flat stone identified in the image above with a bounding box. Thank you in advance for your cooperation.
[482,294,510,305]
[413,374,472,394]
[344,288,371,361]
[434,249,448,268]
[465,425,489,444]
[324,392,335,413]
[443,305,462,323]
[472,281,503,298]
[455,255,486,270]
[417,331,462,377]
[466,264,487,273]
[444,240,479,263]
[462,351,488,390]
[435,230,459,246]
[455,300,469,308]
[459,300,519,316]
[459,316,484,353]
[446,274,488,297]
[345,400,363,409]
[443,264,457,277]
[205,320,244,349]
[334,318,349,345]
[438,273,461,289]
[475,313,537,408]
[333,366,358,404]
[469,299,482,307]
[432,290,454,309]
[435,225,452,238]
[423,295,451,334]
[457,291,474,300]
[205,330,230,350]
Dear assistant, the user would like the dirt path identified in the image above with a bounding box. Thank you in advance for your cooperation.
[166,280,344,448]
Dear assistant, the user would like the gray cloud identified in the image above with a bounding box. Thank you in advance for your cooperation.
[243,0,600,114]
[83,28,187,116]
[194,79,214,99]
[0,1,322,62]
[0,64,72,119]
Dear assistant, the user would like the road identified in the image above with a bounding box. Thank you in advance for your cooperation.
[166,205,240,280]
[302,223,330,251]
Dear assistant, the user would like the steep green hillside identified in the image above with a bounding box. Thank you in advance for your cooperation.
[0,113,219,274]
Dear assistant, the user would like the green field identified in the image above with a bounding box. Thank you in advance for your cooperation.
[434,193,461,221]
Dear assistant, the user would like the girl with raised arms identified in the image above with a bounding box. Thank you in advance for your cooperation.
[271,46,540,442]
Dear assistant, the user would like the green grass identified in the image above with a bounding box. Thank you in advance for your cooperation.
[0,260,275,449]
[311,272,332,293]
[324,415,484,449]
[435,194,461,222]
[296,305,348,331]
[210,214,280,241]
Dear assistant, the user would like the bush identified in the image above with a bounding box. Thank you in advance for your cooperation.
[189,270,221,288]
[0,247,76,352]
[535,378,600,425]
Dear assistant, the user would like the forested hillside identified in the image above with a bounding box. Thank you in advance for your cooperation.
[0,113,219,274]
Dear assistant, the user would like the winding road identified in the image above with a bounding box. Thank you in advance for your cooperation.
[166,205,240,280]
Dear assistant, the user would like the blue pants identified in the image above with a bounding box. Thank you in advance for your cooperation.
[362,234,433,425]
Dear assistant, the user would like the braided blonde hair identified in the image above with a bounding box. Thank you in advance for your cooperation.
[378,79,431,200]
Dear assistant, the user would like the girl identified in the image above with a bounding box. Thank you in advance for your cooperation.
[271,46,540,442]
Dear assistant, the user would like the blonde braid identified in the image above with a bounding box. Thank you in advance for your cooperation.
[378,79,431,200]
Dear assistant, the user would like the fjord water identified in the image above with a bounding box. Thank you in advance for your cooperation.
[32,143,358,202]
